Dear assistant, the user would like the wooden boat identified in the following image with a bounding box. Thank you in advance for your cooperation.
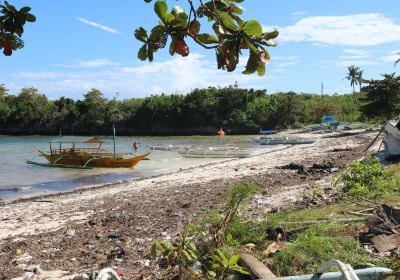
[384,120,400,159]
[27,136,150,169]
[254,135,315,145]
[176,146,251,158]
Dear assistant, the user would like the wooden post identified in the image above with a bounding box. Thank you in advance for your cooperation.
[236,251,277,280]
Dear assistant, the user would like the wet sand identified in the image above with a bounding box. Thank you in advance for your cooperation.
[0,131,379,279]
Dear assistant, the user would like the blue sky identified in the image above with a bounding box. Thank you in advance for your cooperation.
[1,0,400,99]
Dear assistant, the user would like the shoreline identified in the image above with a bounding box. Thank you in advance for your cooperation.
[0,131,379,279]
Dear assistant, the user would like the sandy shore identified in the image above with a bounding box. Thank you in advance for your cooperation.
[0,131,380,279]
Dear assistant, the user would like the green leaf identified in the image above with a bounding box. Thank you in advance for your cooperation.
[231,266,250,274]
[231,14,245,28]
[19,7,31,13]
[149,25,166,40]
[183,250,192,262]
[196,33,219,44]
[25,13,36,23]
[138,44,147,61]
[134,27,148,43]
[151,243,157,258]
[226,233,233,242]
[243,20,263,36]
[228,254,240,266]
[257,58,265,76]
[243,51,258,75]
[154,0,168,22]
[231,4,245,15]
[189,20,201,35]
[217,250,229,264]
[217,11,239,31]
[4,1,16,12]
[169,37,176,55]
[261,29,279,40]
[164,13,175,23]
[244,36,259,54]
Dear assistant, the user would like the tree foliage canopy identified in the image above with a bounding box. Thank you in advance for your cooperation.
[0,1,35,56]
[135,0,278,76]
[0,84,361,135]
[361,73,400,120]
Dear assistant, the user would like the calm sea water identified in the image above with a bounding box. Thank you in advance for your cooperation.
[0,135,268,200]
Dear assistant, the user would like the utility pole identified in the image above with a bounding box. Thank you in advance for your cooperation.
[321,82,324,102]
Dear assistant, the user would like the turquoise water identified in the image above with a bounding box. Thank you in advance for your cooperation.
[0,135,266,200]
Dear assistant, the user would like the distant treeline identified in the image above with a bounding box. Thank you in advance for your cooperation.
[0,84,362,135]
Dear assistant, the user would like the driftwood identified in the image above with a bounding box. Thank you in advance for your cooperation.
[364,126,384,152]
[236,251,277,280]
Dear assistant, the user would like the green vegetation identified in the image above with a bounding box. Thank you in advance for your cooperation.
[152,182,258,279]
[0,83,362,135]
[155,160,400,278]
[335,155,392,198]
[137,0,278,76]
[361,73,400,120]
[0,1,36,56]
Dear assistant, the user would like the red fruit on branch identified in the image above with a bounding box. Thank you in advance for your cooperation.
[175,39,189,57]
[259,51,269,63]
[188,27,197,36]
[150,42,160,50]
[227,7,234,15]
[2,39,12,56]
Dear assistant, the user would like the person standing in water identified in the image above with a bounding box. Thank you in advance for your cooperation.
[132,141,139,153]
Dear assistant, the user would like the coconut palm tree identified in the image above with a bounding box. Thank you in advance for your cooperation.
[357,69,364,92]
[395,52,400,66]
[346,65,360,94]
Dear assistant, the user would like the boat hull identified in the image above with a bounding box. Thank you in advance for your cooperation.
[177,148,250,158]
[42,152,150,168]
[384,121,400,159]
[255,136,315,145]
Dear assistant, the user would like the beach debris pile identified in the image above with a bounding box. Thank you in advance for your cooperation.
[359,204,400,257]
[73,267,121,280]
[9,265,42,280]
[277,161,339,176]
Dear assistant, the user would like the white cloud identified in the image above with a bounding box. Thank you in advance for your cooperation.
[271,56,300,68]
[76,17,120,34]
[312,42,329,48]
[336,55,370,60]
[77,59,121,67]
[53,59,121,68]
[278,13,400,46]
[382,50,400,63]
[342,49,370,56]
[291,11,308,16]
[8,53,275,99]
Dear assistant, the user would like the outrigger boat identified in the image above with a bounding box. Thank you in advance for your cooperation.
[176,146,251,158]
[26,136,150,169]
[254,135,315,145]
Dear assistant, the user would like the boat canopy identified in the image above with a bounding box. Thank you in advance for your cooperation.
[322,115,336,123]
[259,130,274,134]
[49,136,105,144]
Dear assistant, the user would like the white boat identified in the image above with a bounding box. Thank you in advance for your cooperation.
[254,135,315,145]
[176,146,251,158]
[384,120,400,159]
[146,144,192,151]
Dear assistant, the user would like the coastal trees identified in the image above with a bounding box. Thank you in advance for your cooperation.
[0,1,36,56]
[0,84,363,135]
[76,89,108,132]
[345,65,363,101]
[361,73,400,120]
[136,0,278,76]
